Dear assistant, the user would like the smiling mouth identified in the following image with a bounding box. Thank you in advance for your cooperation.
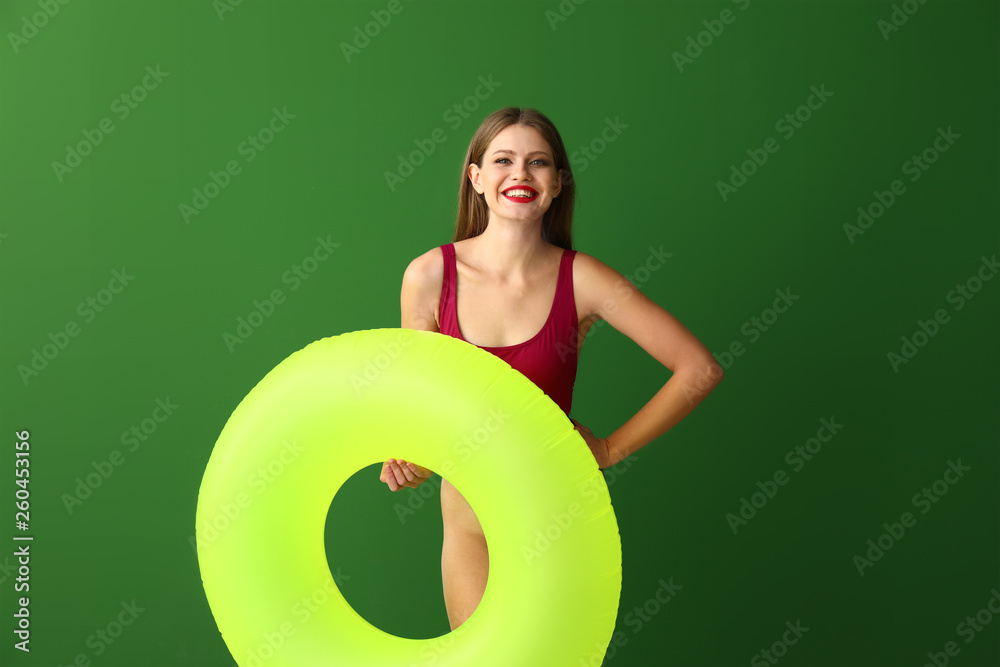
[501,188,538,202]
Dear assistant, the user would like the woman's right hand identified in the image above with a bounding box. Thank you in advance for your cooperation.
[379,458,433,491]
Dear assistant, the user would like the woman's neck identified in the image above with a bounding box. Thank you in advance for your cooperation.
[463,216,551,281]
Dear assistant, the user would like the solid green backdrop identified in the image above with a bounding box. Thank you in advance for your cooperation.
[1,1,997,666]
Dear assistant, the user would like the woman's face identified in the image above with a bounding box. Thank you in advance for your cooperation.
[469,124,563,223]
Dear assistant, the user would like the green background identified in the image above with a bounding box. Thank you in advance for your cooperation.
[2,0,997,665]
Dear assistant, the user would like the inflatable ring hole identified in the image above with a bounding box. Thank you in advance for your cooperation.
[324,462,461,640]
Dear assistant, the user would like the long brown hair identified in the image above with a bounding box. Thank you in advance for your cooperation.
[453,107,575,250]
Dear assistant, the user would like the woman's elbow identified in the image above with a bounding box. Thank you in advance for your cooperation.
[676,356,724,395]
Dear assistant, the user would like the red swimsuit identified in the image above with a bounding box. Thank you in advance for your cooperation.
[437,243,580,416]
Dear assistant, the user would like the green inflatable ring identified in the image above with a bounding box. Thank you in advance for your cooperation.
[196,328,622,666]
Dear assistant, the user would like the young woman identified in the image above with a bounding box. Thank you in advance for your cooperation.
[380,107,723,631]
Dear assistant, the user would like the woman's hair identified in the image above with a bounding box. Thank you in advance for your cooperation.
[454,107,575,250]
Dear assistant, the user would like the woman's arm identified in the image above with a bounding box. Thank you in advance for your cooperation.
[573,251,724,467]
[380,248,445,491]
[400,247,444,333]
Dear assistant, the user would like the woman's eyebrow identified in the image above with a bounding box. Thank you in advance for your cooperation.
[491,149,551,158]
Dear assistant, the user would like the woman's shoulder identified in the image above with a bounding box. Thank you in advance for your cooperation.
[401,245,446,293]
[569,249,637,310]
[570,249,618,281]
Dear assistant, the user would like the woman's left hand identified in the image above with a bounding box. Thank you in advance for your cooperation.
[571,419,613,470]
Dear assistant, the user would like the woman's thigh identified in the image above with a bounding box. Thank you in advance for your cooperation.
[440,479,489,629]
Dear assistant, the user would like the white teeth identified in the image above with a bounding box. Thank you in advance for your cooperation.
[504,189,536,198]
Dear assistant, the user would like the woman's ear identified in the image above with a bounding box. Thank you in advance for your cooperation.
[468,162,482,194]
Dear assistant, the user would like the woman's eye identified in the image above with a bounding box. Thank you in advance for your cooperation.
[495,158,548,165]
